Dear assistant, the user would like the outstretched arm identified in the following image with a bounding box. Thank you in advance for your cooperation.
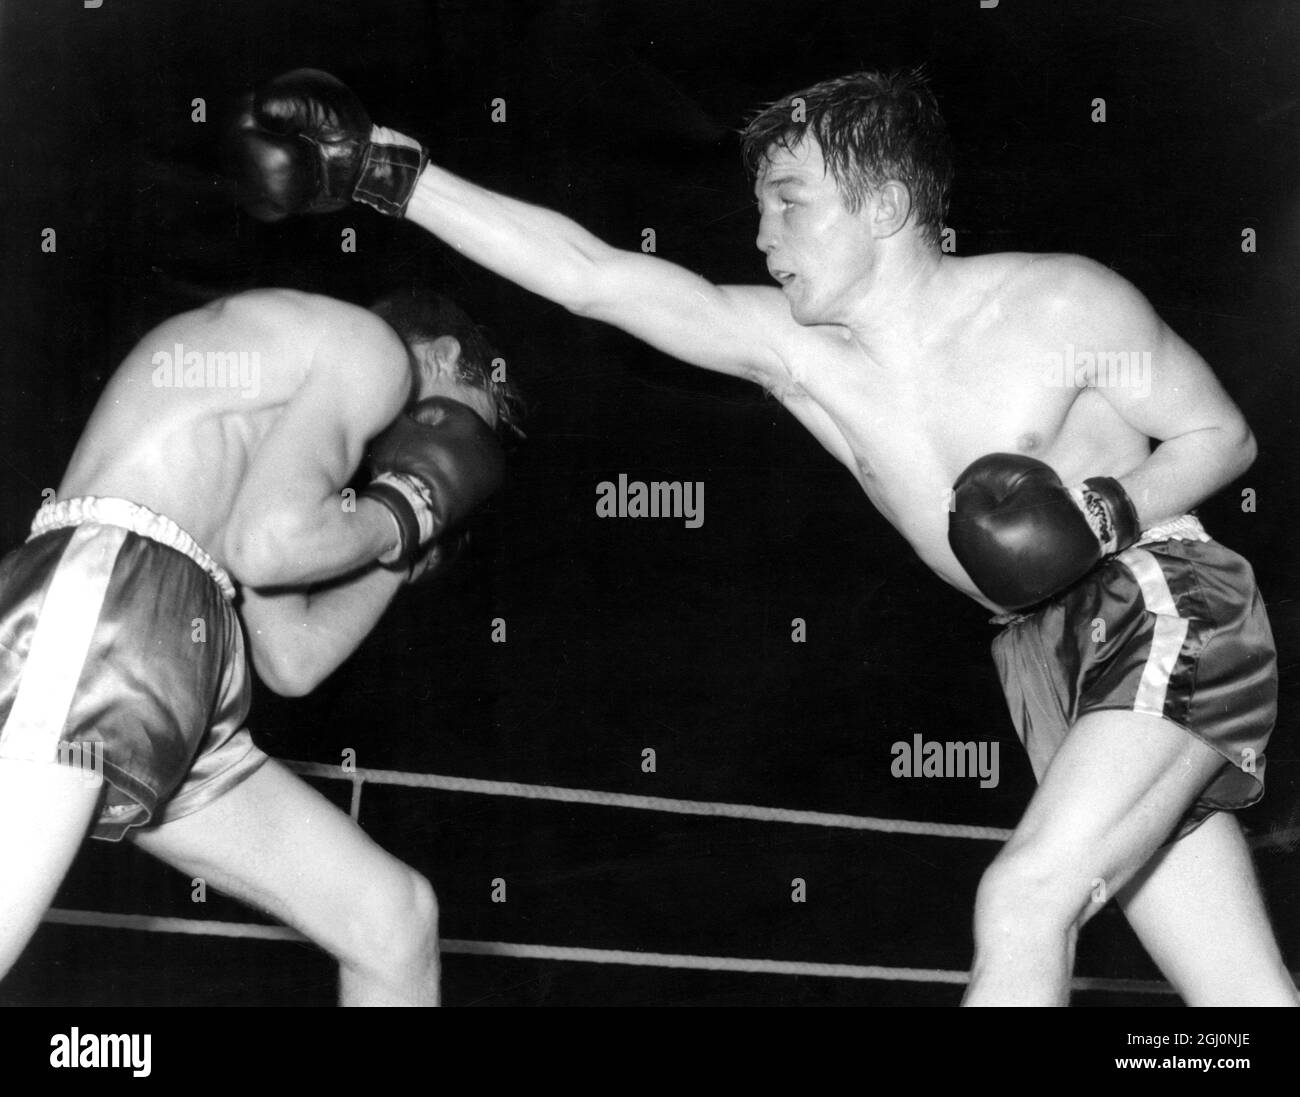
[403,164,790,382]
[232,68,794,385]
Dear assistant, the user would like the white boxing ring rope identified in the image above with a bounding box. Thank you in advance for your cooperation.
[290,759,1017,840]
[38,758,1300,997]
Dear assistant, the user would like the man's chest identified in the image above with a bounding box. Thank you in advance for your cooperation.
[787,331,1087,487]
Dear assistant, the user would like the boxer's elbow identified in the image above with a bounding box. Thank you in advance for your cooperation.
[248,636,328,698]
[266,664,326,699]
[1217,416,1257,480]
[224,510,310,589]
[565,241,627,318]
[1235,425,1258,476]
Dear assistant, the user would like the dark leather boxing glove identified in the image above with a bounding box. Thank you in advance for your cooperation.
[406,529,470,586]
[947,453,1140,609]
[229,68,427,221]
[362,397,505,575]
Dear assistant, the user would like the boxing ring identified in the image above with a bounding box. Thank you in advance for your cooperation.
[40,757,1300,1000]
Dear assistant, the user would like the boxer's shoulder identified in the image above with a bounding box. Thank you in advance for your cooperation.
[990,252,1152,326]
[205,288,393,342]
[936,252,1159,354]
[138,288,374,351]
[142,288,408,387]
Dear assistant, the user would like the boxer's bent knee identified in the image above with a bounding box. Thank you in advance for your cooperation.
[340,865,439,977]
[972,844,1095,948]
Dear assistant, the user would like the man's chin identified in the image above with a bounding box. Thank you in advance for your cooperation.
[784,294,824,327]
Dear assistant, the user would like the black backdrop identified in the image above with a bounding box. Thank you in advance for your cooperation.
[1,0,1297,1006]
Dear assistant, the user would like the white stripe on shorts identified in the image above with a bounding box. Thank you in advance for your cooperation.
[0,524,124,762]
[1119,545,1190,715]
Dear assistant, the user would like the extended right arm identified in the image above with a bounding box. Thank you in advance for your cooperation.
[231,68,792,384]
[403,165,788,382]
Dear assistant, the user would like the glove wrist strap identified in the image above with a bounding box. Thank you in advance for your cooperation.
[362,472,435,566]
[354,125,428,217]
[1072,478,1141,556]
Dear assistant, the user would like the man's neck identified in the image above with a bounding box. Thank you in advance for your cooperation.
[840,246,951,360]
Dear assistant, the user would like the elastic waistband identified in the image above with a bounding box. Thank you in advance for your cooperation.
[989,513,1208,627]
[29,497,236,601]
[1134,513,1209,547]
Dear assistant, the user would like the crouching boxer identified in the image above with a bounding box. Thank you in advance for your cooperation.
[0,284,516,1004]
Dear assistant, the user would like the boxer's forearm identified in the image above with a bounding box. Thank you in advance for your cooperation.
[1117,424,1256,529]
[226,495,403,588]
[242,564,406,697]
[298,495,408,579]
[405,162,611,311]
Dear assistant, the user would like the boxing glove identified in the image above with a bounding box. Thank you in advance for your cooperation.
[948,453,1140,609]
[228,68,426,221]
[405,530,470,586]
[362,398,505,573]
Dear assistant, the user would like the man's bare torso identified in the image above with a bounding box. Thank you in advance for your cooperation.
[766,252,1153,608]
[54,257,1176,612]
[58,290,358,565]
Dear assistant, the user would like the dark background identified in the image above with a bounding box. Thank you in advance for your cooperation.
[1,0,1297,1006]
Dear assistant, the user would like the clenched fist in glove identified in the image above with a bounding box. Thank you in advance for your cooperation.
[228,68,427,220]
[948,452,1141,610]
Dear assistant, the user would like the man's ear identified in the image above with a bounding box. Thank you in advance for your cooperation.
[429,335,463,376]
[871,180,913,238]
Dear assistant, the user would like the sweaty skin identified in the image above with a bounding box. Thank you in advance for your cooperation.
[746,142,1250,608]
[389,106,1291,1008]
[403,137,1254,614]
[758,247,1159,606]
[58,287,494,692]
[59,289,380,558]
[0,287,488,1002]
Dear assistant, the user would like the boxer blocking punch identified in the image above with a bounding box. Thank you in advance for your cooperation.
[0,282,515,1003]
[366,397,506,575]
[229,67,1297,1005]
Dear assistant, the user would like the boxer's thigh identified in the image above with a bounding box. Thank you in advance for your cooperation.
[0,760,103,973]
[989,708,1225,923]
[130,758,432,968]
[1117,810,1298,1004]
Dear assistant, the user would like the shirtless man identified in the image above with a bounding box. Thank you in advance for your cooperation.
[0,282,514,1004]
[233,67,1297,1005]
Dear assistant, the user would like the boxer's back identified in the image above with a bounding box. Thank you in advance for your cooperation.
[58,289,396,559]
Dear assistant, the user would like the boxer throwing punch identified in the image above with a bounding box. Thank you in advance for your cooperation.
[231,67,1297,1005]
[0,274,514,1003]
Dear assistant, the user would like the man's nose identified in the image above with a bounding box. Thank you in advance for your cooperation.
[755,213,777,254]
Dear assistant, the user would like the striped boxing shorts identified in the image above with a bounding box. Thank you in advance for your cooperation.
[991,515,1276,841]
[0,497,267,840]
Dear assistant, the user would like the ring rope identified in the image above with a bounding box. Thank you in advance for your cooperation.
[42,907,1194,994]
[281,758,1300,851]
[284,759,1013,841]
[40,761,1298,996]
